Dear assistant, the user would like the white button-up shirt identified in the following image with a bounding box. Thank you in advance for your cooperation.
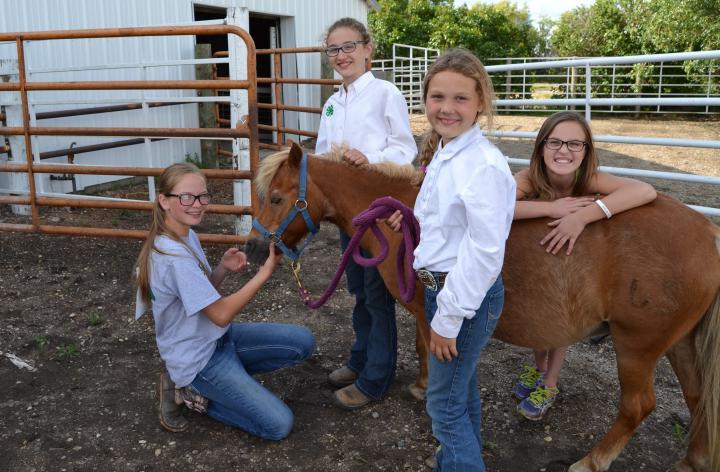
[413,126,516,338]
[315,71,416,165]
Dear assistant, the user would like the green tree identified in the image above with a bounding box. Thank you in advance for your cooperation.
[369,0,539,61]
[551,0,646,57]
[551,0,719,56]
[641,0,720,52]
[535,17,558,57]
[369,0,451,59]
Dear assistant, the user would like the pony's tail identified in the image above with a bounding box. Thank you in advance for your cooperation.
[697,288,720,471]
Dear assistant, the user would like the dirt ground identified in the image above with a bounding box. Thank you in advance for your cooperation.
[1,115,718,472]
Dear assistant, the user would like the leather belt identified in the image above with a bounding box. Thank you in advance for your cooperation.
[415,269,447,291]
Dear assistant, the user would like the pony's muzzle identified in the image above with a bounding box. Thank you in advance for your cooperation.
[243,236,270,265]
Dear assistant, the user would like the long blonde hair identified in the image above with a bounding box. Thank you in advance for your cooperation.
[418,48,496,170]
[134,162,209,305]
[528,111,598,199]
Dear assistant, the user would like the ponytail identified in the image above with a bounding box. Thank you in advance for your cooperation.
[418,130,441,171]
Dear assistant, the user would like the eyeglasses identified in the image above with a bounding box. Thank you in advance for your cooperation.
[544,138,587,152]
[324,40,368,57]
[165,192,212,206]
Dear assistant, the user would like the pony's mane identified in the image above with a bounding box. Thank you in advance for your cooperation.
[256,145,421,197]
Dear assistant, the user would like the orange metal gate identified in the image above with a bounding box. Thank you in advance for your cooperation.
[212,47,342,151]
[0,25,259,244]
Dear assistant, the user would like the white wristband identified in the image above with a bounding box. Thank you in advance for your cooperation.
[595,199,612,219]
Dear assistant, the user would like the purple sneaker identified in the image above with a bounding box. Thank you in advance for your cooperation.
[517,384,560,421]
[512,365,544,400]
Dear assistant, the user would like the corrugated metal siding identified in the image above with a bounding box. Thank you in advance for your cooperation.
[0,0,198,191]
[0,0,370,191]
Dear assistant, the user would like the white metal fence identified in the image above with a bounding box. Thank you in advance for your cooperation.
[373,49,720,216]
[485,55,720,114]
[372,43,439,111]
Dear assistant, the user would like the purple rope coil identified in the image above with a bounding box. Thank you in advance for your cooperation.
[300,196,420,309]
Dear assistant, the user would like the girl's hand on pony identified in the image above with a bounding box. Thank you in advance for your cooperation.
[378,209,403,232]
[430,329,458,362]
[259,243,283,276]
[342,148,369,167]
[541,213,587,255]
[548,196,595,218]
[220,248,248,273]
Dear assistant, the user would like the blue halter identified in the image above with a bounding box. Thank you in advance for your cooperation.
[252,152,319,261]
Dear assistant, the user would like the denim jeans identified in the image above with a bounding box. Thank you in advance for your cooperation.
[189,323,315,440]
[339,231,397,400]
[425,275,504,472]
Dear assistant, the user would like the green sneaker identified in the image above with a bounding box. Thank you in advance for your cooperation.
[513,365,544,400]
[517,384,559,421]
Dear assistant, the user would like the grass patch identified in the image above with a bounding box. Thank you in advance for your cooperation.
[56,343,80,358]
[87,311,104,327]
[35,335,49,352]
[672,422,687,443]
[531,82,556,100]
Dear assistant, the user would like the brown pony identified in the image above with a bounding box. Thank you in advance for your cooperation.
[245,143,720,472]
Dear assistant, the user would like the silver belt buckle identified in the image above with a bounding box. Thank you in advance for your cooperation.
[416,269,438,291]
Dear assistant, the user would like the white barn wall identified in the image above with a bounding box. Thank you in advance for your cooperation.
[1,0,200,192]
[0,0,371,193]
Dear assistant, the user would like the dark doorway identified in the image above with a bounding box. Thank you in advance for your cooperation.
[250,14,281,143]
[193,5,279,144]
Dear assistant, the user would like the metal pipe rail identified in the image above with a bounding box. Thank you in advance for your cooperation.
[0,162,251,179]
[487,130,720,150]
[35,102,186,120]
[38,138,166,160]
[484,50,720,72]
[211,45,341,151]
[0,195,250,215]
[0,24,260,244]
[0,222,248,244]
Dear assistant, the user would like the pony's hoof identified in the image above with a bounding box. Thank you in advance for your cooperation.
[408,383,425,401]
[672,463,693,472]
[673,458,709,472]
[568,459,597,472]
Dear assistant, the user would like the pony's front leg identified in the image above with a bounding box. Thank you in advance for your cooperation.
[408,320,430,401]
[570,341,659,472]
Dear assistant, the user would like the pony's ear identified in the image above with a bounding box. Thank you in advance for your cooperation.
[288,142,303,169]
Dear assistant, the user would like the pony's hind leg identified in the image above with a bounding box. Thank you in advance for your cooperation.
[666,332,710,472]
[569,338,660,472]
[409,320,429,401]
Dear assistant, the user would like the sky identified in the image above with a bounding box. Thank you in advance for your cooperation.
[460,0,596,24]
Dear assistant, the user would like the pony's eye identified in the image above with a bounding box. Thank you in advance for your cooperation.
[270,196,282,205]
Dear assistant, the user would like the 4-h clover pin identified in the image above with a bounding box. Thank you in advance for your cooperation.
[325,104,334,117]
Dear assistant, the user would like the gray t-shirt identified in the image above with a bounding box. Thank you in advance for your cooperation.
[135,231,225,387]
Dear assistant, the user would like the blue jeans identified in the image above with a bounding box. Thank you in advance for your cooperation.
[425,275,504,472]
[189,323,315,440]
[340,231,397,400]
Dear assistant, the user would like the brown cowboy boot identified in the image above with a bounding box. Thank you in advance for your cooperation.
[333,383,373,410]
[157,372,189,432]
[328,366,359,388]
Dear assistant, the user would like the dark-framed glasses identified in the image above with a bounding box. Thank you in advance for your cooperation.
[544,138,587,152]
[166,192,212,206]
[324,40,368,57]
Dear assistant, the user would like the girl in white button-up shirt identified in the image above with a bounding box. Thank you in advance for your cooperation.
[315,18,416,411]
[389,48,515,471]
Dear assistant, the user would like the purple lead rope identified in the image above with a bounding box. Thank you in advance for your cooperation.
[299,196,420,309]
